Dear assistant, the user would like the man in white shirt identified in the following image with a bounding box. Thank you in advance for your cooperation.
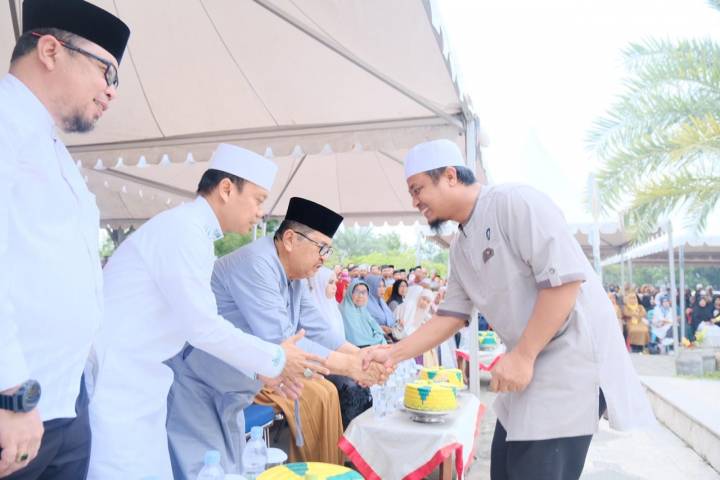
[365,139,655,480]
[86,144,327,480]
[0,1,130,478]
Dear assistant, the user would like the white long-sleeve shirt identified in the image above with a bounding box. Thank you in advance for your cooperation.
[0,74,102,421]
[88,196,285,479]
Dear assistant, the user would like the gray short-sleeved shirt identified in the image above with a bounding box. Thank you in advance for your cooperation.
[438,184,655,441]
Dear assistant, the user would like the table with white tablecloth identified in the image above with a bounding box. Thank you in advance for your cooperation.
[339,393,486,480]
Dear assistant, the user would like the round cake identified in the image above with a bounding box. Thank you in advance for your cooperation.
[478,331,499,350]
[404,380,458,412]
[257,462,362,479]
[419,367,464,388]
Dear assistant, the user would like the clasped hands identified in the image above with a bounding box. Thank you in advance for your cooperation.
[260,329,329,400]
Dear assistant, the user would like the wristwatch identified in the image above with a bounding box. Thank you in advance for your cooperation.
[0,380,41,413]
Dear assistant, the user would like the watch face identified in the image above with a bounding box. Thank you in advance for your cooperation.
[24,381,41,407]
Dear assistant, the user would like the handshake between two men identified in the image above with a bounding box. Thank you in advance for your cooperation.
[259,330,394,399]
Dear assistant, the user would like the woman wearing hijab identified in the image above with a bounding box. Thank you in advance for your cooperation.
[340,279,387,348]
[309,270,370,429]
[386,279,409,312]
[651,297,673,353]
[622,293,649,352]
[392,286,438,366]
[308,267,345,340]
[691,295,714,339]
[364,274,396,333]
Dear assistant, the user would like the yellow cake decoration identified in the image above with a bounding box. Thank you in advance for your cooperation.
[419,367,464,388]
[404,379,458,412]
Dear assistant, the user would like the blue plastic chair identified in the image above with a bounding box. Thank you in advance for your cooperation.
[243,403,277,447]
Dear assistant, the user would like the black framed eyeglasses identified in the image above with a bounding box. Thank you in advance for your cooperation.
[292,230,333,257]
[31,32,119,88]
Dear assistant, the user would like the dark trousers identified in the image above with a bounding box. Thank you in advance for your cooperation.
[4,379,91,480]
[490,390,606,480]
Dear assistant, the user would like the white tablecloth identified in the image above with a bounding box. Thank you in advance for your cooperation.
[339,393,486,480]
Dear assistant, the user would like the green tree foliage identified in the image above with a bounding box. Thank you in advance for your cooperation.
[587,0,720,240]
[214,219,279,258]
[603,264,720,290]
[328,228,449,276]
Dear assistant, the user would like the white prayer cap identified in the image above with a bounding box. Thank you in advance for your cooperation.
[403,139,465,180]
[209,143,278,191]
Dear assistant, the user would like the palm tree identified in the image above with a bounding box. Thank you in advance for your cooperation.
[586,0,720,239]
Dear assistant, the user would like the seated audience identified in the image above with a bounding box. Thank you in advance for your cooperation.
[309,268,371,429]
[386,279,408,312]
[340,280,387,347]
[392,286,438,365]
[651,297,673,353]
[623,293,649,352]
[365,274,396,335]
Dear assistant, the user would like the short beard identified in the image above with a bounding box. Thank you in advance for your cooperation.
[61,112,95,133]
[429,218,447,234]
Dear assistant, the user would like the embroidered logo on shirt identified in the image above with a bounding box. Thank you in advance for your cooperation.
[482,247,494,263]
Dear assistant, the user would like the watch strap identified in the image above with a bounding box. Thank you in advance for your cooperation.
[0,392,18,411]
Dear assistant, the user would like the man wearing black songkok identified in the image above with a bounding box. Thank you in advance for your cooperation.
[0,1,129,478]
[166,197,388,478]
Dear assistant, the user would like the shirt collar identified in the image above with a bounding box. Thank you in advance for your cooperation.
[193,196,224,241]
[3,74,56,139]
[458,186,486,238]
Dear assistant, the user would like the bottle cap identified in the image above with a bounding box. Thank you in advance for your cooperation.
[204,450,221,465]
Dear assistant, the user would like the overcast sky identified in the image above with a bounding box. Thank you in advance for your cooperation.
[436,0,720,224]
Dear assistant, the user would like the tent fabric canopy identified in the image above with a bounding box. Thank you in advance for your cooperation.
[601,233,720,267]
[2,0,481,226]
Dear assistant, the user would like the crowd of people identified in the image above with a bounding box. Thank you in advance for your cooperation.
[310,264,450,348]
[606,283,720,353]
[1,2,656,477]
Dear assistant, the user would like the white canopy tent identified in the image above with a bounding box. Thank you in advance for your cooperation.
[4,0,488,394]
[2,0,485,226]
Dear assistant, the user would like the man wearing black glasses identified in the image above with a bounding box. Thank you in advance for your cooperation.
[0,0,129,479]
[166,197,389,479]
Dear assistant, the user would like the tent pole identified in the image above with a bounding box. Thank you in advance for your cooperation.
[620,252,625,287]
[464,118,480,399]
[628,258,633,286]
[253,224,258,241]
[9,0,20,41]
[667,223,679,355]
[679,245,686,341]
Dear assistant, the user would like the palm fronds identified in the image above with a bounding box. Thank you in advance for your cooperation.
[587,27,720,241]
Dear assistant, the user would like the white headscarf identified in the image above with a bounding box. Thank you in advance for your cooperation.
[308,267,345,340]
[394,286,434,337]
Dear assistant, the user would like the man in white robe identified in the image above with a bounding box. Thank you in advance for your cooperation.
[86,145,327,480]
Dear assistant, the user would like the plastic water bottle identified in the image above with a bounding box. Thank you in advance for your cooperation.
[196,450,224,480]
[242,426,268,479]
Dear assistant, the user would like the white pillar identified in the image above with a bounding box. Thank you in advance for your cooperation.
[679,245,686,341]
[667,223,679,354]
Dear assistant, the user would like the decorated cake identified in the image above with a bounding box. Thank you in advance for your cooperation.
[257,462,362,479]
[419,367,464,388]
[404,380,458,412]
[478,331,499,350]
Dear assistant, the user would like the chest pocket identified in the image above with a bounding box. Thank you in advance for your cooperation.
[476,237,532,297]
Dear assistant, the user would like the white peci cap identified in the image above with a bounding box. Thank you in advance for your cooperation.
[209,144,278,191]
[403,139,465,180]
